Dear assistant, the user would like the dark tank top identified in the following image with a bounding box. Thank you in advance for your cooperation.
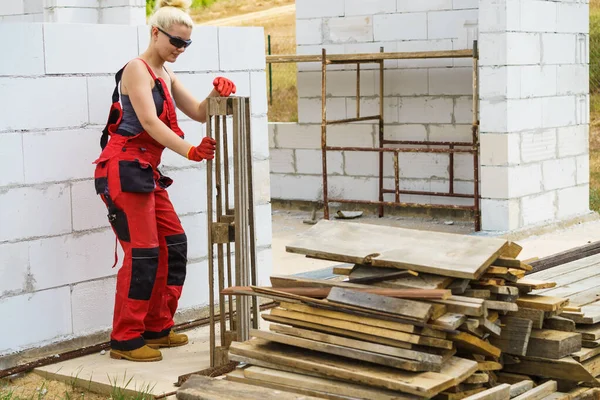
[116,68,175,136]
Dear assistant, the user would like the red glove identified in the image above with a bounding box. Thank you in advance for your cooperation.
[213,77,236,97]
[187,137,216,161]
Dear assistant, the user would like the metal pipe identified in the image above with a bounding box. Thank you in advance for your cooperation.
[393,152,399,203]
[473,40,481,231]
[328,198,475,211]
[356,63,360,118]
[326,115,381,125]
[382,139,473,147]
[325,146,476,154]
[267,35,273,105]
[449,144,455,195]
[321,48,329,220]
[381,189,473,198]
[378,49,385,218]
[205,104,215,367]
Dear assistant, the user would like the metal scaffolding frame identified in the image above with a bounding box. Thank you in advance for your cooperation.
[267,42,481,231]
[205,96,259,368]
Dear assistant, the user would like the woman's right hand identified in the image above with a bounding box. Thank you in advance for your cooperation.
[187,136,216,161]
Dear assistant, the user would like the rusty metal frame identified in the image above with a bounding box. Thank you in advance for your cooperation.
[317,42,481,231]
[206,96,258,368]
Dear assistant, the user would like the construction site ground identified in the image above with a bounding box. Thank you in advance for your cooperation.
[3,210,600,399]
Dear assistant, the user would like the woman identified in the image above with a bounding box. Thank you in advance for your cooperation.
[93,0,236,362]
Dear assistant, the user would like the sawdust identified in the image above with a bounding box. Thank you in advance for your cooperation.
[0,373,107,400]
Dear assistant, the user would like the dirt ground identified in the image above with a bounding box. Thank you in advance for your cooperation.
[0,373,107,400]
[190,0,294,23]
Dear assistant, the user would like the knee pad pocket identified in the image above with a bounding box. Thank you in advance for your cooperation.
[166,233,187,286]
[129,247,159,300]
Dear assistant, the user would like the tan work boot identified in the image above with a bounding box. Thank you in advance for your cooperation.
[110,345,162,362]
[145,330,189,349]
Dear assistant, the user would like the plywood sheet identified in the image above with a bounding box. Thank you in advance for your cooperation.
[286,220,509,279]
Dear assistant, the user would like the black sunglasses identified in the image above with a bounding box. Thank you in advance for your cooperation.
[156,27,192,49]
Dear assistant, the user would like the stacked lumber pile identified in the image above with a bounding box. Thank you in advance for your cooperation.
[221,220,600,399]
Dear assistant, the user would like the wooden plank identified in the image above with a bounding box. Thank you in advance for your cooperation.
[502,355,598,383]
[543,316,576,332]
[266,49,474,64]
[573,345,600,362]
[269,323,443,365]
[436,388,487,400]
[462,384,510,400]
[350,265,453,290]
[263,313,417,350]
[507,308,544,329]
[465,373,490,384]
[510,381,535,398]
[577,324,600,341]
[561,304,600,324]
[486,266,509,274]
[178,375,323,400]
[512,381,557,400]
[429,297,486,317]
[516,295,569,312]
[583,339,600,348]
[485,300,519,312]
[526,329,582,359]
[477,361,503,371]
[332,265,352,275]
[250,328,437,372]
[528,244,600,274]
[433,313,469,330]
[497,374,533,385]
[326,286,433,322]
[269,307,453,348]
[493,256,522,268]
[228,339,479,398]
[238,366,420,400]
[464,289,492,299]
[582,353,600,377]
[225,285,451,300]
[279,301,416,333]
[502,242,523,258]
[512,279,556,291]
[489,317,533,356]
[449,332,502,357]
[449,279,471,295]
[226,370,354,400]
[485,286,520,296]
[481,318,502,338]
[285,220,509,280]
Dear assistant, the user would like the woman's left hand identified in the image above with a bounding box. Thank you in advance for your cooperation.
[213,77,236,97]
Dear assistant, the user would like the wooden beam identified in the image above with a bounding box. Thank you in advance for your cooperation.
[265,49,474,64]
[461,383,510,400]
[512,380,557,400]
[526,329,582,359]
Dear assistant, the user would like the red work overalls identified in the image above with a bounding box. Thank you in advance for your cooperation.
[93,59,188,351]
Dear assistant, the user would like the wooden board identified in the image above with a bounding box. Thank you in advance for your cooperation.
[449,279,471,295]
[226,370,351,400]
[561,304,600,324]
[543,316,576,332]
[263,313,412,350]
[583,339,600,348]
[286,220,508,279]
[526,329,582,359]
[449,332,502,357]
[573,345,600,362]
[512,279,556,291]
[350,265,453,290]
[250,329,437,372]
[512,380,556,400]
[485,300,519,312]
[178,375,322,400]
[501,242,523,258]
[507,308,544,330]
[502,355,599,383]
[462,384,510,400]
[509,381,534,398]
[269,308,452,349]
[238,366,420,400]
[279,302,417,333]
[429,297,486,317]
[516,295,569,312]
[327,286,433,322]
[582,353,600,377]
[576,324,600,341]
[465,373,490,384]
[489,317,533,356]
[433,313,469,330]
[268,323,443,365]
[228,339,479,398]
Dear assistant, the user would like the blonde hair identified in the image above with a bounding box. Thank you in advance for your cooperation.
[148,0,194,30]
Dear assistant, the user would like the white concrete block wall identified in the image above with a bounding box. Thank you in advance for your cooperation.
[0,23,271,357]
[0,0,144,24]
[274,0,480,208]
[478,0,590,231]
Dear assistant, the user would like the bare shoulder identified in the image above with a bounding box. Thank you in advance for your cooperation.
[122,59,153,93]
[163,65,178,83]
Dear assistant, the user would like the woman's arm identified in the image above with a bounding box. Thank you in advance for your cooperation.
[169,69,236,123]
[122,59,194,158]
